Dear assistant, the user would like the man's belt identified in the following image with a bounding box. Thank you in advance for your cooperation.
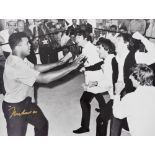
[85,61,104,71]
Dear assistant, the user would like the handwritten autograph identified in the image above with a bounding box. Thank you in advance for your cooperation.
[9,107,38,119]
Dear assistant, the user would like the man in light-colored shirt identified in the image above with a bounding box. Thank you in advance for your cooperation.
[113,64,155,136]
[106,25,119,48]
[133,31,155,65]
[3,32,83,136]
[73,30,105,134]
[0,20,16,58]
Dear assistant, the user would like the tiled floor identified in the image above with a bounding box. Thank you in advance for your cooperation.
[0,72,130,136]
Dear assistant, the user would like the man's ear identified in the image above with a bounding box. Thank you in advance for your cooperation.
[14,45,19,52]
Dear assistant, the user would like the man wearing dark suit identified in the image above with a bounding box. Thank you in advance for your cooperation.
[80,19,93,35]
[67,19,80,34]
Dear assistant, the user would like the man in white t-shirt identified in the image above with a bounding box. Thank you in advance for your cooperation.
[3,32,83,136]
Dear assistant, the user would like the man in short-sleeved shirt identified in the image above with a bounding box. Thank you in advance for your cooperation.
[2,32,83,136]
[3,55,40,103]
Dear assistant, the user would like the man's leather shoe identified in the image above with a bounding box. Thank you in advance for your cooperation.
[73,127,89,134]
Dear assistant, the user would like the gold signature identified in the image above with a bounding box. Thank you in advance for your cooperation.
[9,107,38,119]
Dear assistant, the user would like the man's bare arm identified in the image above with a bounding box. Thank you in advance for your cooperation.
[36,55,84,83]
[34,61,66,73]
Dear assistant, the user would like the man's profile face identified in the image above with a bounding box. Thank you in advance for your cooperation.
[17,21,25,32]
[17,37,31,56]
[98,44,109,59]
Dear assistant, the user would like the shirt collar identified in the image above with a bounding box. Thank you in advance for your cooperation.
[136,86,154,92]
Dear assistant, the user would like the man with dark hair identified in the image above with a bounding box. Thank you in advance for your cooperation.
[95,38,117,136]
[119,26,128,33]
[67,19,80,35]
[73,30,105,134]
[113,64,155,136]
[80,19,93,35]
[16,20,37,64]
[2,32,83,136]
[61,31,81,62]
[110,31,155,136]
[110,25,117,36]
[106,25,118,47]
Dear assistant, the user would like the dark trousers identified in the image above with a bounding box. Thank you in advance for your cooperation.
[80,91,106,129]
[2,97,48,136]
[0,66,5,95]
[39,46,52,64]
[96,99,113,136]
[110,117,129,136]
[39,46,58,64]
[110,86,131,136]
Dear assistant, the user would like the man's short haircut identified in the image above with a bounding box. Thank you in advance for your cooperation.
[96,38,116,55]
[117,32,144,52]
[119,26,128,32]
[75,30,93,42]
[110,25,117,30]
[117,33,132,43]
[131,64,154,86]
[9,32,28,51]
[70,31,76,37]
[17,19,25,25]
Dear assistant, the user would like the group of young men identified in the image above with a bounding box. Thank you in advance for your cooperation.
[72,29,155,136]
[1,19,155,136]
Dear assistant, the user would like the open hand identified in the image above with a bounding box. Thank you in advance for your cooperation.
[88,81,98,88]
[59,52,73,64]
[70,55,85,70]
